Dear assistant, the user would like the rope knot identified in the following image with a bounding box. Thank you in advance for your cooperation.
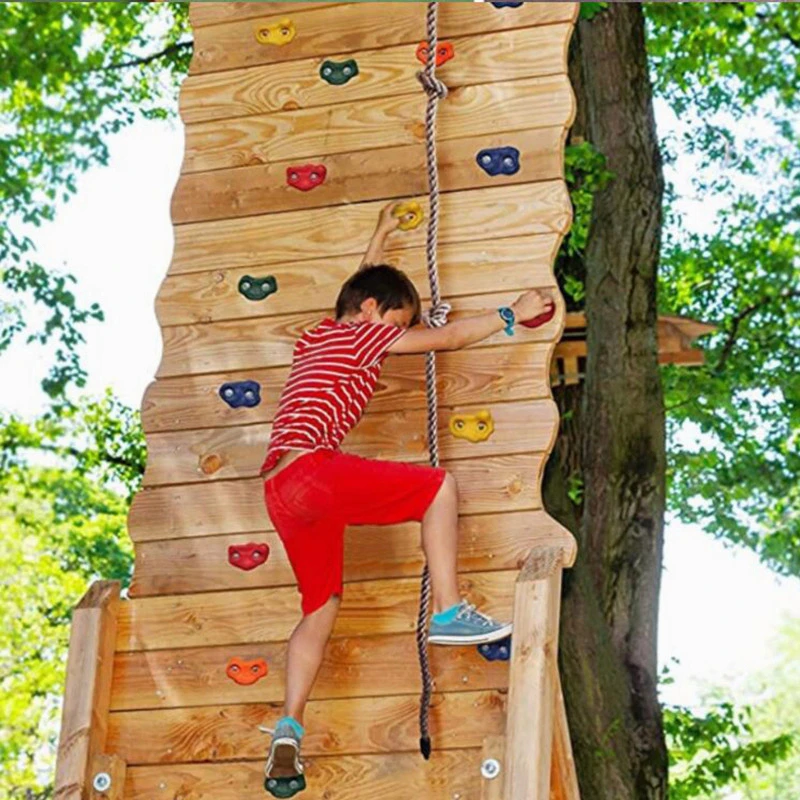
[416,70,449,100]
[422,301,451,329]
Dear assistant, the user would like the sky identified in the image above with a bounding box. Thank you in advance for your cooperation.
[2,110,798,711]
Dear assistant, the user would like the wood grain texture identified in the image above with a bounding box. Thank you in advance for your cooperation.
[128,453,546,542]
[111,631,508,711]
[180,24,570,125]
[126,750,482,800]
[183,74,572,172]
[190,3,578,75]
[130,509,574,597]
[141,399,557,487]
[88,753,125,800]
[141,342,553,433]
[117,570,516,652]
[109,689,506,765]
[189,2,342,29]
[481,735,505,800]
[169,182,571,275]
[173,127,565,223]
[553,667,581,800]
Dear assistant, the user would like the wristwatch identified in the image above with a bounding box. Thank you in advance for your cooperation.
[498,306,516,336]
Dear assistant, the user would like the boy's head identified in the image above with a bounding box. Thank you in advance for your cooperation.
[335,264,421,328]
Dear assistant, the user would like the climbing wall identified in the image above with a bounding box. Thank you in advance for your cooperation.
[112,3,579,798]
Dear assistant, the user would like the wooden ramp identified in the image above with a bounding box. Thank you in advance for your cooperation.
[54,4,581,798]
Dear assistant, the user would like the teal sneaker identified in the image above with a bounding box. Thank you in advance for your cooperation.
[428,600,513,645]
[260,717,306,798]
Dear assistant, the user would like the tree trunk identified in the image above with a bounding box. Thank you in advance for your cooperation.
[548,4,668,798]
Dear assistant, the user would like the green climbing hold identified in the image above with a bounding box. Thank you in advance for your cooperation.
[319,59,359,86]
[265,774,306,798]
[238,275,277,302]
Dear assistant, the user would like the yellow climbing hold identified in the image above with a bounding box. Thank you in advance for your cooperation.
[392,200,424,231]
[254,19,296,46]
[449,410,495,443]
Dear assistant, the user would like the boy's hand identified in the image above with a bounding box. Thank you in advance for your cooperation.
[377,201,403,234]
[512,289,554,323]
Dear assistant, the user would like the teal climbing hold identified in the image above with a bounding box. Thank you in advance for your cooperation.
[238,275,277,302]
[319,59,359,86]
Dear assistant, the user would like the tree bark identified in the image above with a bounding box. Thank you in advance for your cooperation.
[547,4,668,798]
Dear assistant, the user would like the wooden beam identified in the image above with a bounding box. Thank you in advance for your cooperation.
[481,735,506,800]
[89,753,126,800]
[552,667,581,800]
[53,582,121,800]
[503,548,563,799]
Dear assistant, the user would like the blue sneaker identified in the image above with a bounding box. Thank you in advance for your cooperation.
[428,600,513,645]
[260,717,305,797]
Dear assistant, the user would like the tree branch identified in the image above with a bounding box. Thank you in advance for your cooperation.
[103,39,193,71]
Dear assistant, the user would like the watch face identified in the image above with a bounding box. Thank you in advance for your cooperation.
[499,307,514,323]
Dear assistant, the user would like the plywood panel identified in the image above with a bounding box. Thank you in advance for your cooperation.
[190,2,578,74]
[111,632,508,711]
[141,343,552,433]
[128,453,545,542]
[190,3,341,29]
[157,291,562,378]
[169,182,571,275]
[173,127,565,223]
[129,510,573,597]
[117,570,516,652]
[180,24,570,125]
[109,690,506,765]
[183,74,572,172]
[141,399,557,487]
[126,750,482,800]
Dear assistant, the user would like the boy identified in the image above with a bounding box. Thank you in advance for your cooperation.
[260,201,553,795]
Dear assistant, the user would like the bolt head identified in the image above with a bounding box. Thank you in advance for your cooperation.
[92,772,112,792]
[481,758,501,780]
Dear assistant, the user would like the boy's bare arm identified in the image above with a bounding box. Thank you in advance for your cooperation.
[388,290,555,354]
[359,202,402,270]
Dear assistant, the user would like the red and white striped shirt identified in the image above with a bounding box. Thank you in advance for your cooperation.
[261,318,406,473]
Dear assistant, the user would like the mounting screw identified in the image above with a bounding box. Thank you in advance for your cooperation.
[92,772,112,792]
[481,758,501,780]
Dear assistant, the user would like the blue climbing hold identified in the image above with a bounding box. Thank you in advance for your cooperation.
[476,146,521,177]
[478,636,512,662]
[491,1,524,7]
[219,380,261,409]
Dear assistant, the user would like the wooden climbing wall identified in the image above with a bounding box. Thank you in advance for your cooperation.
[113,3,579,798]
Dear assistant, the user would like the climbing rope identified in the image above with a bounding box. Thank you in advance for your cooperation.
[415,0,450,761]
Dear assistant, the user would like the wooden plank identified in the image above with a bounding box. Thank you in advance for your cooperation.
[180,24,571,125]
[126,750,483,800]
[130,509,573,597]
[156,291,562,378]
[182,74,572,172]
[190,3,578,75]
[128,453,546,542]
[169,182,571,275]
[157,234,560,324]
[111,631,508,711]
[481,735,506,800]
[553,666,581,800]
[173,127,565,223]
[108,689,506,765]
[53,582,121,800]
[141,399,558,487]
[503,553,563,799]
[141,343,553,433]
[89,753,125,800]
[117,569,516,652]
[190,3,342,29]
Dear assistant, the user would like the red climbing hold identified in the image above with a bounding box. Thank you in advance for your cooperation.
[520,301,557,329]
[228,542,270,571]
[286,164,327,191]
[416,40,454,68]
[226,657,268,686]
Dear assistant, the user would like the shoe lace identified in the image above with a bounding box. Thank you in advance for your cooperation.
[258,725,275,735]
[456,602,495,628]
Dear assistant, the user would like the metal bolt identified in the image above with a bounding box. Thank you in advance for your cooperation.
[481,758,501,780]
[92,772,112,792]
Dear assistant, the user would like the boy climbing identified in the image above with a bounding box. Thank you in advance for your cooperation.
[259,200,554,798]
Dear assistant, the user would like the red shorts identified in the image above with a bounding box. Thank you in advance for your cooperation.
[264,450,446,616]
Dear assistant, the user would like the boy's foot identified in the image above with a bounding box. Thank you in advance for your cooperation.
[260,717,306,798]
[428,600,513,645]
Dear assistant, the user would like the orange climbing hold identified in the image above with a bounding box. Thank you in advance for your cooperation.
[226,657,269,686]
[254,18,296,46]
[416,40,455,67]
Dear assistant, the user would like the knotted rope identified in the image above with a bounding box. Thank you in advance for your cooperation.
[415,0,450,761]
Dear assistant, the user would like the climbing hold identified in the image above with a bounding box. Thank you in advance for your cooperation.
[449,410,495,443]
[478,636,511,662]
[392,200,424,231]
[265,775,307,799]
[490,1,524,8]
[254,19,296,46]
[319,59,359,86]
[219,380,261,409]
[238,275,277,302]
[520,301,556,329]
[286,164,327,192]
[476,146,521,177]
[228,542,270,571]
[226,657,268,686]
[416,40,455,68]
